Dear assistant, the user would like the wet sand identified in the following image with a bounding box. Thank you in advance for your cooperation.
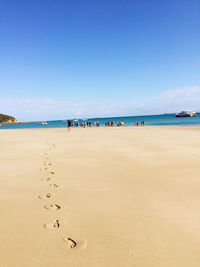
[0,126,200,267]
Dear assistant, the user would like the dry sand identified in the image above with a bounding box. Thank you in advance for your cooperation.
[0,126,200,267]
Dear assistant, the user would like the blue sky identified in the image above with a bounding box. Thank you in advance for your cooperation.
[0,0,200,121]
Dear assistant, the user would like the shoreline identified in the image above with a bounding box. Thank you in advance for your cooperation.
[1,124,200,131]
[1,113,200,129]
[0,121,20,125]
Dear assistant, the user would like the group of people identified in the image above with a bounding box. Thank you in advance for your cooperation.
[135,121,145,126]
[105,121,125,127]
[67,120,100,130]
[67,120,145,130]
[105,121,114,127]
[70,121,100,128]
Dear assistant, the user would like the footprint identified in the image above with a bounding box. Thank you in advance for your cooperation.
[50,183,58,188]
[63,237,88,250]
[49,171,55,175]
[44,219,60,229]
[44,204,61,210]
[41,177,52,182]
[38,193,51,199]
[64,238,77,248]
[43,161,51,166]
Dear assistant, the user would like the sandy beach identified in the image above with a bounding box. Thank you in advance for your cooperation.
[0,126,200,267]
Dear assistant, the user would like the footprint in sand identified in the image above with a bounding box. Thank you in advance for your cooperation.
[38,193,51,199]
[49,171,55,175]
[65,238,76,248]
[63,237,88,249]
[44,219,60,229]
[44,204,61,210]
[128,250,134,255]
[50,184,58,188]
[41,177,52,182]
[43,162,51,166]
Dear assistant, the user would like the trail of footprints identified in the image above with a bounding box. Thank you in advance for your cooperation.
[39,141,80,250]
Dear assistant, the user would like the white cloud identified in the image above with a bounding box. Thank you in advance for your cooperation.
[1,86,200,121]
[0,98,135,121]
[158,86,200,99]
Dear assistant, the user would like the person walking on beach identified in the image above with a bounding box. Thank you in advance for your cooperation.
[67,119,71,132]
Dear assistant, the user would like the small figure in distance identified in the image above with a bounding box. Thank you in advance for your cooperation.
[67,119,72,132]
[141,121,145,126]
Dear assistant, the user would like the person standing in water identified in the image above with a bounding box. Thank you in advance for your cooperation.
[67,119,72,132]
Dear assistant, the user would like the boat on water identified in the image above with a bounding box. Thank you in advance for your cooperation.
[41,121,48,125]
[176,110,196,117]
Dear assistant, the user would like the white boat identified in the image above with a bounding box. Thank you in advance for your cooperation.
[176,110,196,117]
[41,121,48,125]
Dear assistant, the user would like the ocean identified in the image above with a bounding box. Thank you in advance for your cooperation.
[0,113,200,129]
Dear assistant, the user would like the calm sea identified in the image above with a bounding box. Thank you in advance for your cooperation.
[0,113,200,129]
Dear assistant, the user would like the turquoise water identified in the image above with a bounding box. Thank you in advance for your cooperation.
[0,113,200,129]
